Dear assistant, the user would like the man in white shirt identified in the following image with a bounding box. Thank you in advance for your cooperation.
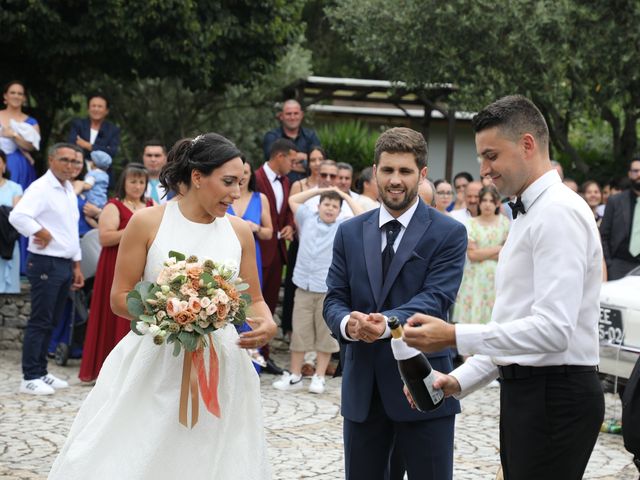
[402,95,604,480]
[10,143,85,395]
[449,180,481,226]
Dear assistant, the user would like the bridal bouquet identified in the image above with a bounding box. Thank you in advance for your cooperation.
[127,251,251,356]
[127,251,251,427]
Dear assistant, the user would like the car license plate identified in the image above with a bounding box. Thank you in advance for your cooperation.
[599,307,624,344]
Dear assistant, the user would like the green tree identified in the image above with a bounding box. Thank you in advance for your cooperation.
[327,0,640,173]
[0,0,304,167]
[49,40,313,170]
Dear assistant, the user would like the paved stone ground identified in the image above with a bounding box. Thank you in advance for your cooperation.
[0,349,637,480]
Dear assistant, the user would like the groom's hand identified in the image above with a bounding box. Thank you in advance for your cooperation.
[361,313,386,343]
[346,311,385,342]
[346,311,369,341]
[403,314,456,352]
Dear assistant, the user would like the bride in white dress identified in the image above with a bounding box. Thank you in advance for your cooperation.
[49,133,277,480]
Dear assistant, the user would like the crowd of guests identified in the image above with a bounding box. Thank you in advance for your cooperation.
[2,78,640,398]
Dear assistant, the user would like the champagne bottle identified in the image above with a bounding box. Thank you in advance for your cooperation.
[388,316,444,412]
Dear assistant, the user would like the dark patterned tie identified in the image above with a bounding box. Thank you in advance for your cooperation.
[508,197,526,219]
[382,220,402,279]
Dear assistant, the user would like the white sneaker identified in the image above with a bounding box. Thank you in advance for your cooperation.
[308,374,325,394]
[19,379,55,395]
[272,372,303,391]
[40,373,69,389]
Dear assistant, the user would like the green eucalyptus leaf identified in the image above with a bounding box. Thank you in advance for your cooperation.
[169,251,186,261]
[130,319,143,335]
[127,297,145,318]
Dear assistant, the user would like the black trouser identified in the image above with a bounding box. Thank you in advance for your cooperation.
[499,367,604,480]
[23,253,72,380]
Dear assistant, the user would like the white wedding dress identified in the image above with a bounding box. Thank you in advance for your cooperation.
[49,202,271,480]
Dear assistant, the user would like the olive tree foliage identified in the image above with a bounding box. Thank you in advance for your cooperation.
[327,0,640,173]
[0,0,304,166]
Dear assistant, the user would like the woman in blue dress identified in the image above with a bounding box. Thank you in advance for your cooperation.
[227,159,273,287]
[227,159,273,371]
[0,81,39,191]
[0,81,40,275]
[0,150,23,293]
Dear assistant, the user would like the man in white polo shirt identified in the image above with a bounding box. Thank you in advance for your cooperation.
[403,95,604,480]
[10,143,85,395]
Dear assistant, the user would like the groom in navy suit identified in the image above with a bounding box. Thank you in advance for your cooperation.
[323,127,467,480]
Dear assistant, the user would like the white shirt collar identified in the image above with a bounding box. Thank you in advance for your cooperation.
[520,169,560,211]
[263,162,279,182]
[44,169,73,192]
[378,197,420,230]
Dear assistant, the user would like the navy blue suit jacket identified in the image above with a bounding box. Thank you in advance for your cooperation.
[68,118,120,159]
[323,200,467,423]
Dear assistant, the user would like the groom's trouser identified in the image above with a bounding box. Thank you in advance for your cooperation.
[499,368,604,480]
[343,385,454,480]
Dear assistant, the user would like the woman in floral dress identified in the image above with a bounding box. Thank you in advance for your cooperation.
[453,185,510,325]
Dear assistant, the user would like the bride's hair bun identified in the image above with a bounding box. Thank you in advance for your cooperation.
[160,133,242,194]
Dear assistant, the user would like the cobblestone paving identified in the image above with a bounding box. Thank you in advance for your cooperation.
[0,349,637,479]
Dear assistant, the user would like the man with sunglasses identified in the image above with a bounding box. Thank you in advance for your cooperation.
[10,143,85,395]
[305,160,358,220]
[318,160,339,188]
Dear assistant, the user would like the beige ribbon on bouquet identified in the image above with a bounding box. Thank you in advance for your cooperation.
[179,334,220,428]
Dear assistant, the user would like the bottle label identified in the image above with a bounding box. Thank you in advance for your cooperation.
[390,338,422,360]
[423,370,445,404]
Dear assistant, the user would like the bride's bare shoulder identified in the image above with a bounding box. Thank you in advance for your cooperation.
[227,214,252,244]
[125,205,166,243]
[130,204,165,225]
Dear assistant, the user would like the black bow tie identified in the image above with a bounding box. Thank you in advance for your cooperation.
[508,197,526,219]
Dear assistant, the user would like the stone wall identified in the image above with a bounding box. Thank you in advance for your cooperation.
[0,291,30,350]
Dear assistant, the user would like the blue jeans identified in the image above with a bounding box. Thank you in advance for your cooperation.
[22,253,72,380]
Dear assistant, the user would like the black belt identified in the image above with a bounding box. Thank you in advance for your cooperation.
[498,364,598,380]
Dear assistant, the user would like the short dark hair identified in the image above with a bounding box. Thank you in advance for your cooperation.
[269,138,297,159]
[336,162,353,172]
[48,142,77,157]
[320,159,337,169]
[356,166,374,194]
[143,139,166,154]
[479,185,501,214]
[472,95,549,148]
[160,133,242,193]
[116,163,149,202]
[319,190,343,206]
[374,127,427,169]
[87,92,110,108]
[630,157,640,168]
[0,150,9,179]
[453,172,474,184]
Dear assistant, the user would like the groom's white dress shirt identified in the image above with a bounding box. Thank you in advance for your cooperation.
[451,170,602,396]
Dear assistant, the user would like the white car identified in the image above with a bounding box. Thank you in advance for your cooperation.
[599,266,640,384]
